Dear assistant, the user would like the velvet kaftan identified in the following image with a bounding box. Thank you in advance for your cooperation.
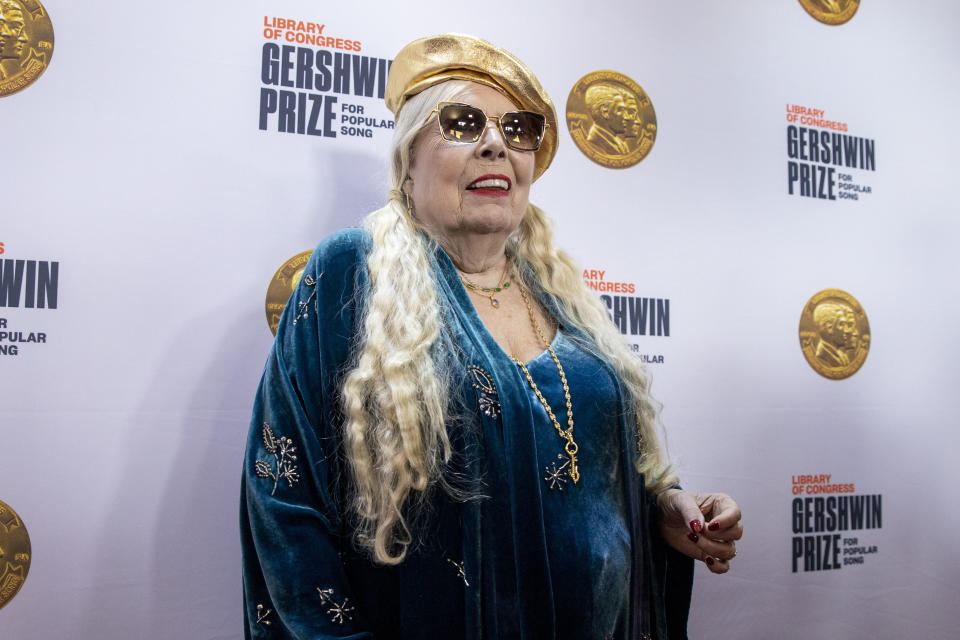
[240,229,693,639]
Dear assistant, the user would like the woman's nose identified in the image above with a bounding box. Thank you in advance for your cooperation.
[475,118,507,160]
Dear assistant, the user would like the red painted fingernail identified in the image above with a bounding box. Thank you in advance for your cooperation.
[689,520,702,533]
[707,521,720,532]
[705,556,715,566]
[687,532,699,543]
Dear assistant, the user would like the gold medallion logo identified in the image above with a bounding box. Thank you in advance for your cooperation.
[798,0,860,26]
[0,0,53,98]
[799,289,870,379]
[265,250,313,335]
[0,499,31,610]
[566,70,657,169]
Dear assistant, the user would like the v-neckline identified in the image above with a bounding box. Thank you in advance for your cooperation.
[519,328,562,367]
[432,243,560,368]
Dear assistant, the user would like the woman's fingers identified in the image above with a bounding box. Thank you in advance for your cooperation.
[700,493,743,541]
[659,489,742,572]
[704,554,730,574]
[661,488,708,534]
[698,536,737,561]
[702,521,743,545]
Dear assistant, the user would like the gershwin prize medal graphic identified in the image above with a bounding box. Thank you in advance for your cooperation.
[799,288,870,380]
[798,0,860,26]
[566,70,657,169]
[265,250,313,335]
[0,0,53,98]
[0,499,31,610]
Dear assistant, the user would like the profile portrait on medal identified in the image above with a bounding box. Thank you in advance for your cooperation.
[0,0,28,80]
[622,91,656,153]
[566,71,657,168]
[241,32,743,639]
[584,82,636,156]
[811,301,859,368]
[799,289,870,379]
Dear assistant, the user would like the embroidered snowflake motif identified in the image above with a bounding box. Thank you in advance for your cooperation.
[255,603,272,625]
[293,273,320,325]
[447,558,469,587]
[467,365,500,418]
[543,454,570,491]
[254,423,301,495]
[317,587,355,624]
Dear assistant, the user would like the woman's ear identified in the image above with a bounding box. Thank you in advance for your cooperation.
[400,178,416,217]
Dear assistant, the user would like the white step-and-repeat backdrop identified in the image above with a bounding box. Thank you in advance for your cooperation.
[2,1,958,638]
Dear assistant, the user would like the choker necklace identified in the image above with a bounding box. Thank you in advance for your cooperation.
[511,287,580,484]
[459,260,511,309]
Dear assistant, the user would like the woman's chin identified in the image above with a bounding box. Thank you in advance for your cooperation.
[456,211,524,236]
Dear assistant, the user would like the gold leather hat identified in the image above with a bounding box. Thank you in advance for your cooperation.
[385,33,558,181]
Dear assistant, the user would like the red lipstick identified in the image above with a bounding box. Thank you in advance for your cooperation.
[465,174,512,197]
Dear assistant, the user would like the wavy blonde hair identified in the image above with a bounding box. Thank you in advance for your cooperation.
[342,81,675,565]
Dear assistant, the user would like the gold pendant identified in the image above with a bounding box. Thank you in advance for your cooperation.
[565,439,580,483]
[567,455,580,484]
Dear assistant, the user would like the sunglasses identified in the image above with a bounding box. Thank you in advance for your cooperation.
[424,102,547,152]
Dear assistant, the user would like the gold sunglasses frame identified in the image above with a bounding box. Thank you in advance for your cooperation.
[424,102,548,152]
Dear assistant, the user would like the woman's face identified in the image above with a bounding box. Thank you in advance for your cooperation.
[403,83,536,243]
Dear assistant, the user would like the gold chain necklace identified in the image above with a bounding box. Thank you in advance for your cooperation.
[459,260,511,309]
[510,286,580,484]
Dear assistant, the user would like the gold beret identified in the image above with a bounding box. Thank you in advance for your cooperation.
[385,33,558,181]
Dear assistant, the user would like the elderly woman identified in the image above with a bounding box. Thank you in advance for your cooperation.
[241,34,741,639]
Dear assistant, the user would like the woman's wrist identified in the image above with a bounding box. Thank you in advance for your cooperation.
[653,486,682,510]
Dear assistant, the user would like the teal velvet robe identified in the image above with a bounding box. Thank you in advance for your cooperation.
[240,229,693,639]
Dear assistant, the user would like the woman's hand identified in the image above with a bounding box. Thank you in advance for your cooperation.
[657,489,742,574]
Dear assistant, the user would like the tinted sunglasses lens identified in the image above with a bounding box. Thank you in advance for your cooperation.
[438,104,485,142]
[500,111,545,151]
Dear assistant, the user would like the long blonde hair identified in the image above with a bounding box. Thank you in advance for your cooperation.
[341,81,675,565]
